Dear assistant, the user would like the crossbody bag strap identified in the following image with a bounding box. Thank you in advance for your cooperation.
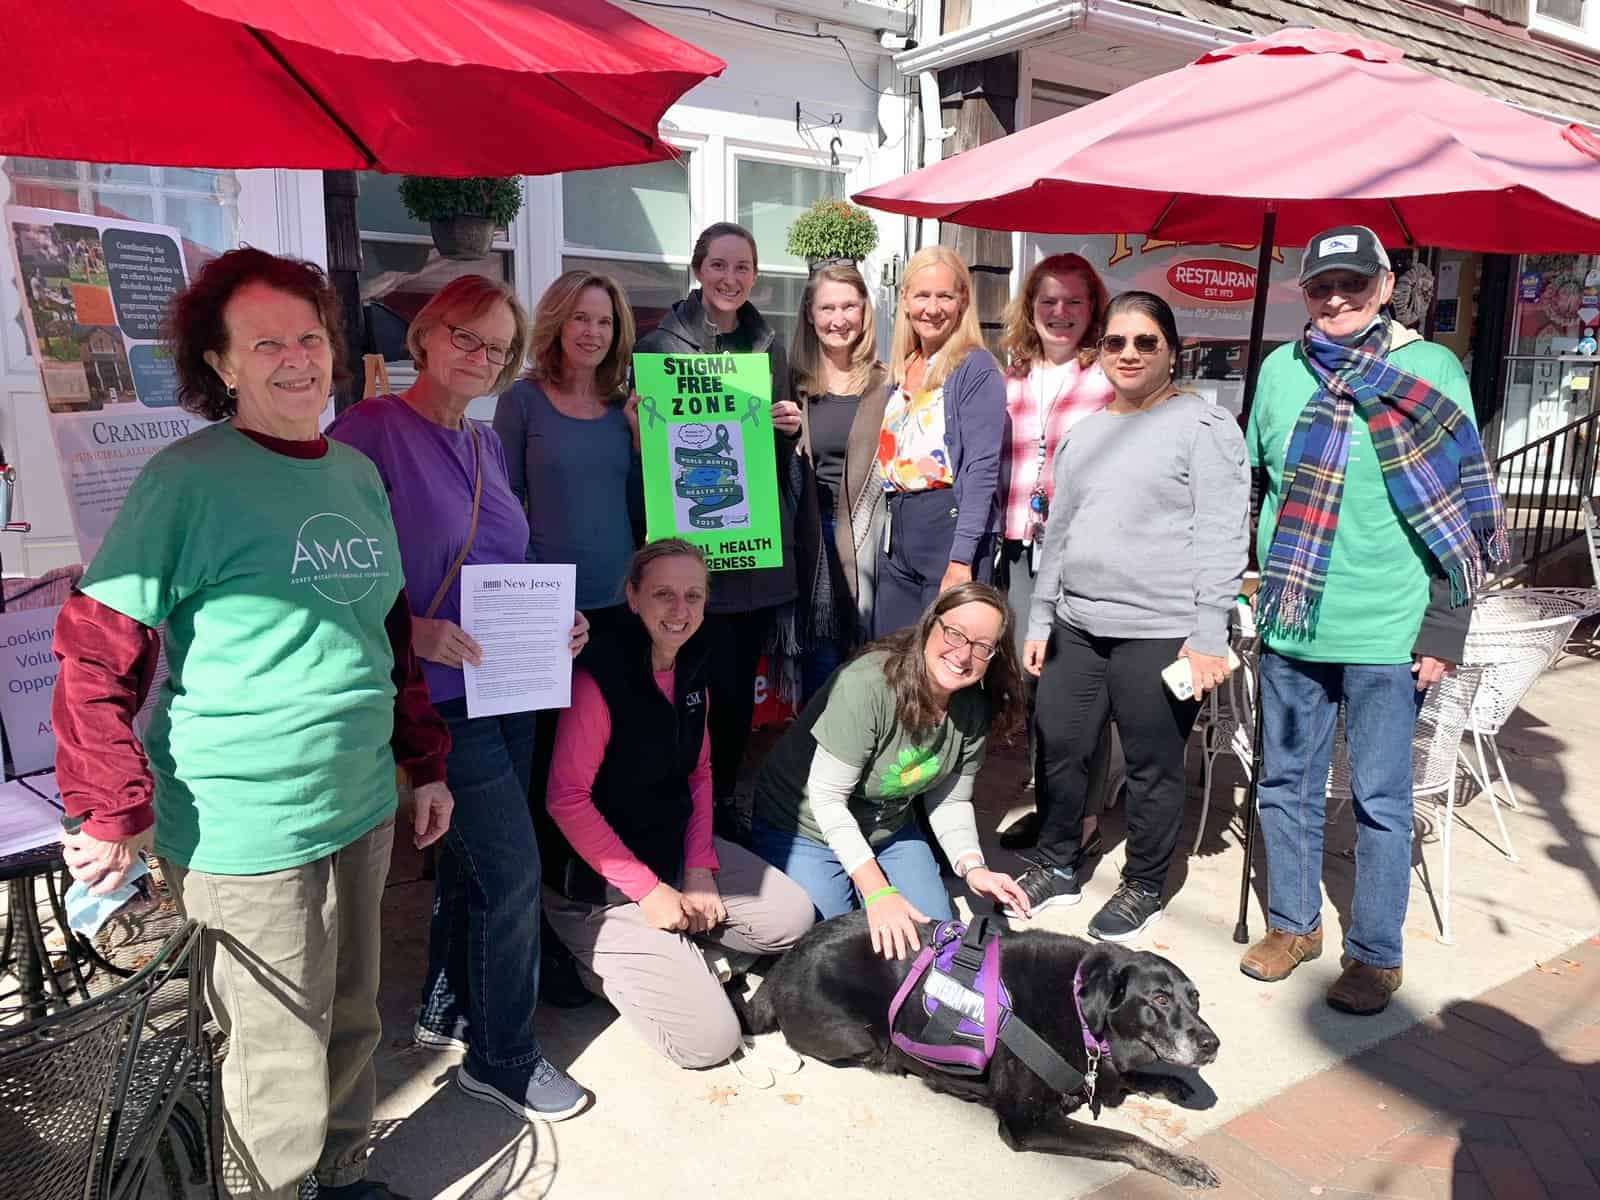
[422,421,482,621]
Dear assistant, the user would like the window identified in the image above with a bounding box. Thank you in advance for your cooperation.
[736,158,845,346]
[356,172,514,362]
[1536,0,1585,23]
[561,156,692,335]
[1530,0,1600,47]
[3,159,238,278]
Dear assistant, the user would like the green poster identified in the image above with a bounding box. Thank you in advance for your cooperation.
[635,352,783,572]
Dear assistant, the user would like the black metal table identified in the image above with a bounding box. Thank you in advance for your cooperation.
[0,840,130,1019]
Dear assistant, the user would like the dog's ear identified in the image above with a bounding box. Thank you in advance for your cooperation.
[1077,951,1133,1030]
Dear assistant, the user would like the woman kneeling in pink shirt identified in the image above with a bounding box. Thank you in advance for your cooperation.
[541,539,815,1068]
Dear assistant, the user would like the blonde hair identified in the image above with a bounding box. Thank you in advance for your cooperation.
[889,245,986,390]
[1001,254,1111,375]
[790,263,883,398]
[407,275,529,394]
[524,270,636,399]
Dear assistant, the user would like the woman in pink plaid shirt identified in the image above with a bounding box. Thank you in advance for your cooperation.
[995,254,1115,853]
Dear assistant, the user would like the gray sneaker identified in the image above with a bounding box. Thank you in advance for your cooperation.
[413,1016,469,1052]
[458,1056,591,1122]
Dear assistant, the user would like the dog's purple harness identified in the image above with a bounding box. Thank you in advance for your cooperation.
[886,918,1112,1111]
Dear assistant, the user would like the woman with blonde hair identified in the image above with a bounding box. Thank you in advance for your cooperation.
[995,254,1115,852]
[495,269,640,629]
[872,244,1006,636]
[790,262,891,700]
[330,273,593,1122]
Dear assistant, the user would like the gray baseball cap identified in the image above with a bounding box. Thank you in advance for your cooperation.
[1299,225,1392,286]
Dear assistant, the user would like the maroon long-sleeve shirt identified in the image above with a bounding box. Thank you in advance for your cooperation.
[53,428,451,843]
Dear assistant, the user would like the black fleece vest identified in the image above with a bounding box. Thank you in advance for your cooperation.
[542,617,711,906]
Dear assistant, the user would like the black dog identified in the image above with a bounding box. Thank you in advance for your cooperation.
[745,911,1221,1189]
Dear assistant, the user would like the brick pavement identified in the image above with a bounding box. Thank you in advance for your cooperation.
[1091,935,1600,1199]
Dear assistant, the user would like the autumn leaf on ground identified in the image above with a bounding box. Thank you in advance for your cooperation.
[1154,943,1170,951]
[781,1094,803,1105]
[1535,959,1565,975]
[705,1084,738,1107]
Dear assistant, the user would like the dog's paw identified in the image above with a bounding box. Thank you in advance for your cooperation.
[1157,1151,1220,1189]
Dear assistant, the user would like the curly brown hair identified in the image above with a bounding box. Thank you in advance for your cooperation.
[865,581,1026,744]
[168,248,349,421]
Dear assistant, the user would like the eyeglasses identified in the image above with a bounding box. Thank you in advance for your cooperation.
[936,617,999,662]
[447,324,515,366]
[1303,276,1375,302]
[1099,333,1163,356]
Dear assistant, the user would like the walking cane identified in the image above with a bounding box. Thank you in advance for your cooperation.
[1232,650,1266,945]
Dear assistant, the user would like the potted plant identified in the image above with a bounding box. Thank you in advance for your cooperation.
[398,175,524,260]
[786,198,879,270]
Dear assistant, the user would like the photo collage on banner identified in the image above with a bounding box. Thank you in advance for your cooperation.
[6,205,198,559]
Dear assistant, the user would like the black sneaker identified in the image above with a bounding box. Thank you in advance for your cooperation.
[1004,861,1081,918]
[1088,881,1163,943]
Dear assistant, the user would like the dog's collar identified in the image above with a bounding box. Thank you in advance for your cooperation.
[1072,960,1114,1108]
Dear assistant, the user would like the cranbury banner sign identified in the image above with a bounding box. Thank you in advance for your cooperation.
[5,205,199,559]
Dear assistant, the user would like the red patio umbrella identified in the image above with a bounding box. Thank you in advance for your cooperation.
[3,0,725,175]
[856,27,1600,252]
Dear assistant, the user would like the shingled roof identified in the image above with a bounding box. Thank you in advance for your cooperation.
[1125,0,1600,125]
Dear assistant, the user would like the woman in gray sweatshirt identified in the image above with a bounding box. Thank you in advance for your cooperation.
[1008,291,1249,943]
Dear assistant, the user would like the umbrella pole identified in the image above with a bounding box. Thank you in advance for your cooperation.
[1234,205,1276,946]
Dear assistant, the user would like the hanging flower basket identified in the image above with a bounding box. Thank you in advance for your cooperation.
[786,198,879,270]
[398,176,523,261]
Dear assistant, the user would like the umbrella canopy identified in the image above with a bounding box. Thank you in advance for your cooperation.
[856,28,1600,252]
[3,0,724,175]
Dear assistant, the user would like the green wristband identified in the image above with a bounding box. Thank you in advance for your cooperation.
[864,885,900,906]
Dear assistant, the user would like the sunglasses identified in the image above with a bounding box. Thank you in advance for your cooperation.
[1099,333,1164,356]
[1303,276,1375,302]
[447,324,515,367]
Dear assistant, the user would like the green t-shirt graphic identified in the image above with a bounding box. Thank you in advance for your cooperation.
[1246,336,1478,665]
[80,424,404,873]
[753,651,988,846]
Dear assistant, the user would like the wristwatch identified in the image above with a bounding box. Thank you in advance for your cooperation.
[955,857,985,880]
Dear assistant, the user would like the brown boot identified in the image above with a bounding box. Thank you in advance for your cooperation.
[1326,955,1402,1015]
[1239,926,1323,982]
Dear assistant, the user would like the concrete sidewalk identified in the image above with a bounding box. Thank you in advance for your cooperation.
[361,654,1600,1199]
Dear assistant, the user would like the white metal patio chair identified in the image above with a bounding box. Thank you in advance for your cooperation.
[1458,589,1584,857]
[1327,667,1484,945]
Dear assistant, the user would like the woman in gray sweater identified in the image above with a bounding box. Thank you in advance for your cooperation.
[1010,291,1249,942]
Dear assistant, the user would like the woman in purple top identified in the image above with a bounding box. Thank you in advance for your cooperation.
[327,275,592,1123]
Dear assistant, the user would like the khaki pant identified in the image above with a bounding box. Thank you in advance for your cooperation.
[168,818,393,1199]
[543,838,813,1068]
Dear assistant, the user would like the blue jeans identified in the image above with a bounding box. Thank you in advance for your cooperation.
[421,699,546,1072]
[1256,653,1425,969]
[748,816,955,922]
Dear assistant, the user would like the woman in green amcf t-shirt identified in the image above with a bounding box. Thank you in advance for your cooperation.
[54,249,453,1200]
[751,582,1033,960]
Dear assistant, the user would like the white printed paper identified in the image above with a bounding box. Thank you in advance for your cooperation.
[459,563,576,718]
[0,777,63,857]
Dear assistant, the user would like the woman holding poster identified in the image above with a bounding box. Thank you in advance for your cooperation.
[872,246,1007,637]
[635,222,803,837]
[328,275,593,1124]
[789,262,891,703]
[54,248,452,1200]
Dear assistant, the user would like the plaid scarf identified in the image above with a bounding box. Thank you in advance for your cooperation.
[1258,320,1508,636]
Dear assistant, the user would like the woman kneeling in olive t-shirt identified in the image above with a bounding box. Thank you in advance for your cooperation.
[750,582,1032,959]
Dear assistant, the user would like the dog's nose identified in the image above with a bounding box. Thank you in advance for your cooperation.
[1195,1027,1221,1062]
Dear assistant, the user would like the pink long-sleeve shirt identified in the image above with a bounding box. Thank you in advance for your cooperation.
[546,665,718,902]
